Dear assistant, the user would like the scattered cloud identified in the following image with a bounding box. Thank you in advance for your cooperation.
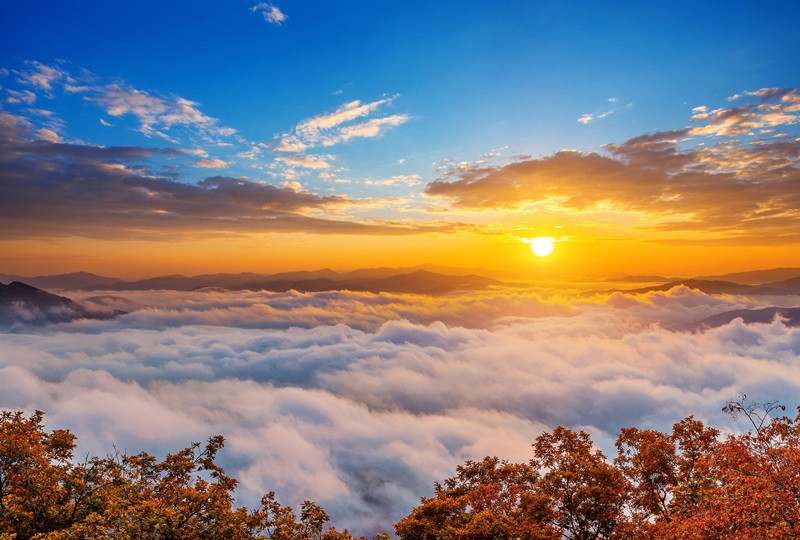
[6,89,36,104]
[274,97,409,152]
[365,174,422,187]
[91,84,236,141]
[195,158,230,168]
[2,60,236,145]
[15,61,65,92]
[427,89,800,242]
[0,111,447,240]
[578,110,613,124]
[276,154,332,170]
[251,2,287,25]
[333,115,409,145]
[689,88,800,137]
[578,98,617,124]
[36,128,60,143]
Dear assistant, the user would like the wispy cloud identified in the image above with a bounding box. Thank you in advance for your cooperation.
[689,88,800,137]
[274,97,409,152]
[3,60,237,146]
[0,111,449,240]
[276,154,332,169]
[15,60,65,92]
[195,158,230,168]
[35,127,60,143]
[365,174,422,187]
[91,83,236,142]
[577,98,617,124]
[6,89,36,104]
[577,110,613,124]
[251,2,287,25]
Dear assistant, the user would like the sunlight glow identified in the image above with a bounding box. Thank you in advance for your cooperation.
[530,237,555,257]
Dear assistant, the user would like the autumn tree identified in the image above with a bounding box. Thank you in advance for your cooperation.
[6,401,800,539]
[614,415,719,527]
[648,397,800,539]
[532,427,628,539]
[0,410,386,540]
[395,455,556,539]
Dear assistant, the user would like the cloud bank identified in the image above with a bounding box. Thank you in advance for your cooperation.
[0,112,443,240]
[2,286,799,534]
[426,88,800,243]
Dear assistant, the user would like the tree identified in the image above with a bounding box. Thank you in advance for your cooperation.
[0,410,387,540]
[649,397,800,539]
[532,427,628,540]
[614,416,719,525]
[395,455,556,539]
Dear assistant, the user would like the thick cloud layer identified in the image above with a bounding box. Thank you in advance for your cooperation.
[425,89,800,241]
[1,286,799,534]
[0,112,441,240]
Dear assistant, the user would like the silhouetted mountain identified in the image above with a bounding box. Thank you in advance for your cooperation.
[0,282,125,328]
[601,275,674,283]
[62,268,502,294]
[693,267,800,285]
[628,280,754,295]
[590,276,800,298]
[88,269,344,291]
[672,307,800,332]
[239,270,501,295]
[743,276,800,295]
[590,279,754,297]
[0,272,123,291]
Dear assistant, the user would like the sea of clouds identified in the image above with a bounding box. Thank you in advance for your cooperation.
[1,285,800,534]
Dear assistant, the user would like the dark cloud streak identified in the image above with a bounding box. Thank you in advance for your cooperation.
[0,112,447,240]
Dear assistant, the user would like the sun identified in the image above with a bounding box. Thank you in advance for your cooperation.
[530,237,555,257]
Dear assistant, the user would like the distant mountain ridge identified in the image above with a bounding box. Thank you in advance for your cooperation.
[1,267,503,295]
[236,269,500,295]
[693,267,800,285]
[594,276,800,297]
[0,281,125,328]
[6,266,800,296]
[0,271,123,291]
[671,307,800,332]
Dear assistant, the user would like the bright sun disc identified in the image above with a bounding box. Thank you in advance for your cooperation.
[530,237,555,257]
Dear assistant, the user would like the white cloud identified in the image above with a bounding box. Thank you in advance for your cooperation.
[251,2,287,25]
[64,84,90,93]
[274,97,409,152]
[689,88,800,137]
[1,286,799,534]
[15,61,64,91]
[195,158,230,168]
[274,135,308,153]
[578,110,613,124]
[297,99,392,136]
[36,128,61,143]
[332,114,410,144]
[6,89,37,104]
[276,154,332,170]
[365,174,421,187]
[90,83,236,141]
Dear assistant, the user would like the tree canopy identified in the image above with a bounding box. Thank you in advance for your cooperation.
[1,397,798,539]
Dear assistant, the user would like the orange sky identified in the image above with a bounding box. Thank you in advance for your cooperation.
[4,232,800,280]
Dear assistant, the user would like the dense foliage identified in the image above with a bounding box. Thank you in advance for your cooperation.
[1,397,798,539]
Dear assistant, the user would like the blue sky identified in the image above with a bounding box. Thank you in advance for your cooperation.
[2,1,800,277]
[3,0,798,194]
